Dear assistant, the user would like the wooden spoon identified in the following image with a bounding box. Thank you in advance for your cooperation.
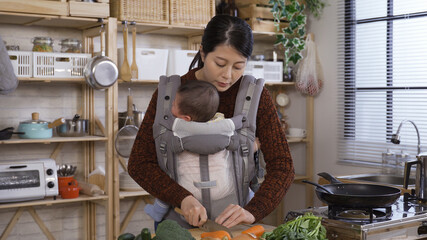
[130,22,138,80]
[120,21,131,82]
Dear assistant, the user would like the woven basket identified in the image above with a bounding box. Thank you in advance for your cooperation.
[111,0,169,24]
[169,0,215,27]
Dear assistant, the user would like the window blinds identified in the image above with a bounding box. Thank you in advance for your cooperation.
[337,0,427,166]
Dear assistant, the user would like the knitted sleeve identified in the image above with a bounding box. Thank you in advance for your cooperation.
[243,88,295,222]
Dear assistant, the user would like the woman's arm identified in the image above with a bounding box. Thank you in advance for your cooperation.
[244,88,295,222]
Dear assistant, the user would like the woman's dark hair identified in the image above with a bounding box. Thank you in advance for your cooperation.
[189,15,254,70]
[176,80,219,122]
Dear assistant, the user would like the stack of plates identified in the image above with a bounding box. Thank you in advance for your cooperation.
[119,172,142,191]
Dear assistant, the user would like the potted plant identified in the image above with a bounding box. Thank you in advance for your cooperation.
[269,0,325,76]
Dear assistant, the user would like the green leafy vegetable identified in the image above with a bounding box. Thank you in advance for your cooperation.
[261,213,327,240]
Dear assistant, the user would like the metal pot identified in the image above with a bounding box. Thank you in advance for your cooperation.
[118,104,144,129]
[18,112,65,139]
[56,114,89,137]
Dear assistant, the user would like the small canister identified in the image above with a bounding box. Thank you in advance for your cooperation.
[60,39,82,53]
[32,37,54,52]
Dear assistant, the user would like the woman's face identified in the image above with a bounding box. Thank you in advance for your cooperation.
[198,44,247,92]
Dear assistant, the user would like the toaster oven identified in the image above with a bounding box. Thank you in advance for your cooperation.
[0,158,58,203]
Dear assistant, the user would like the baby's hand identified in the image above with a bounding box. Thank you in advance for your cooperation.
[253,137,260,152]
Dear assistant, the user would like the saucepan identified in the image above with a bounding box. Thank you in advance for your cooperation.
[303,172,401,208]
[56,114,89,137]
[84,22,118,90]
[17,112,65,139]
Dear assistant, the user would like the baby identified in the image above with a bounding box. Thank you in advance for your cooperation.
[145,80,248,222]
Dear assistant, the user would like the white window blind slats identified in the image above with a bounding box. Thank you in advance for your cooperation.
[338,1,427,166]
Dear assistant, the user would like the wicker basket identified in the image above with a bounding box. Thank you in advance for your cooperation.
[110,0,169,24]
[169,0,215,27]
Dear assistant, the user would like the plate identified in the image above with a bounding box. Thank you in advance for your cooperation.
[276,93,290,107]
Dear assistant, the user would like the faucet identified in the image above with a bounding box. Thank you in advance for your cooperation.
[391,120,421,155]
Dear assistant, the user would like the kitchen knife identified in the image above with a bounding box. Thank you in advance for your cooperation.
[174,207,234,237]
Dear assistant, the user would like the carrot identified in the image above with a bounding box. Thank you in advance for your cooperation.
[241,225,265,238]
[201,230,232,240]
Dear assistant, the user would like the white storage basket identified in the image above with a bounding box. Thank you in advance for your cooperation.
[32,52,91,78]
[244,61,283,83]
[8,51,32,78]
[118,48,168,81]
[167,49,197,76]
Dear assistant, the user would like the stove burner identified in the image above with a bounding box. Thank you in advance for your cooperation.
[327,205,391,223]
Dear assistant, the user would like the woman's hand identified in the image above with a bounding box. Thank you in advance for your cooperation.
[181,195,208,227]
[215,204,255,228]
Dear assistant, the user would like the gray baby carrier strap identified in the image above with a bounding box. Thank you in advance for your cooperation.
[153,75,264,226]
[232,75,264,206]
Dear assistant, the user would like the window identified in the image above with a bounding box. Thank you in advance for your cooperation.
[338,0,427,166]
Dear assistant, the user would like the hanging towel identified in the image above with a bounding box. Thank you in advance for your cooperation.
[0,36,18,95]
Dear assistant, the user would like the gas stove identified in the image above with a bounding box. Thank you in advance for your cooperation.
[286,194,427,240]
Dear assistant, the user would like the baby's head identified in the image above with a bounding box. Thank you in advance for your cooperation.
[171,80,219,122]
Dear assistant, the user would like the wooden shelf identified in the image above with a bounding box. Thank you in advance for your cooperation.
[118,79,159,85]
[0,194,108,210]
[287,137,307,143]
[0,11,104,30]
[18,77,86,83]
[119,190,150,199]
[118,22,205,37]
[0,135,107,144]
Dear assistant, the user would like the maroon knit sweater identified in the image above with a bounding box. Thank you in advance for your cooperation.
[128,69,295,222]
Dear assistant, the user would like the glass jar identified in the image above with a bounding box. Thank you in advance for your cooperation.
[60,39,82,53]
[32,37,53,52]
[6,45,19,51]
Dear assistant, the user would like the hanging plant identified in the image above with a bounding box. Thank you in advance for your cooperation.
[269,0,325,74]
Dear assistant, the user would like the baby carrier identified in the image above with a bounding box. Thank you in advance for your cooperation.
[153,75,264,227]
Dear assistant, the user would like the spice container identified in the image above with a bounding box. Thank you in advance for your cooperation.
[32,37,53,52]
[60,39,82,53]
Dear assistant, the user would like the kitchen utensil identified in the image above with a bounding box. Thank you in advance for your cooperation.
[120,21,131,82]
[84,21,118,90]
[0,127,24,140]
[60,179,80,199]
[315,172,401,208]
[56,114,89,137]
[130,21,138,80]
[174,207,234,237]
[302,180,334,194]
[18,112,65,139]
[115,89,138,158]
[118,104,144,129]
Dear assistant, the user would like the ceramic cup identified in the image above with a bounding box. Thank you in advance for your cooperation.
[288,128,306,138]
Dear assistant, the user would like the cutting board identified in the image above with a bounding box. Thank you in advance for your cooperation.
[189,224,275,239]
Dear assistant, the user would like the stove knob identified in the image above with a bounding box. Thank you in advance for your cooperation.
[47,181,55,188]
[46,169,54,176]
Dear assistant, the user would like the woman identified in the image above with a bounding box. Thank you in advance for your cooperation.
[128,15,294,228]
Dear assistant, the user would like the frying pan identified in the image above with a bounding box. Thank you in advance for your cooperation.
[0,127,24,140]
[307,172,401,208]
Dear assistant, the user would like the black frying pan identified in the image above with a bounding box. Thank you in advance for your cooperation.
[304,172,401,208]
[0,127,24,140]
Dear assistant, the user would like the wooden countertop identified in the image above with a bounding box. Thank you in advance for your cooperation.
[188,224,275,239]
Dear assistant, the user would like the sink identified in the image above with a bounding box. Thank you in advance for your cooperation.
[337,173,415,187]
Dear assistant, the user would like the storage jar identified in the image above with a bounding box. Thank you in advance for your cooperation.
[60,39,82,53]
[32,37,54,52]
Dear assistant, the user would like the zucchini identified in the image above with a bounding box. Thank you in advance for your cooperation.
[140,228,151,240]
[118,233,135,240]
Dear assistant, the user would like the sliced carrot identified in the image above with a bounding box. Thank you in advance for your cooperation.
[241,225,265,238]
[201,230,232,240]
